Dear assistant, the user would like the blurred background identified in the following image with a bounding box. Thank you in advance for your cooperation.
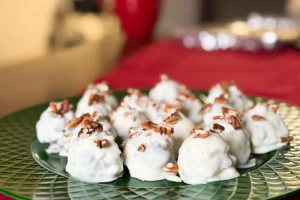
[0,0,300,116]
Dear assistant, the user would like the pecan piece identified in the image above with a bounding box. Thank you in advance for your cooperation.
[219,81,235,94]
[199,103,212,114]
[252,115,266,121]
[88,93,105,106]
[270,105,279,113]
[49,100,70,115]
[165,114,180,125]
[161,103,176,112]
[141,120,158,131]
[280,136,293,143]
[212,115,223,120]
[137,144,146,152]
[164,163,179,173]
[229,115,242,130]
[211,123,225,133]
[222,107,238,118]
[214,95,227,104]
[193,131,209,138]
[94,139,109,149]
[190,124,202,134]
[155,125,174,136]
[65,113,90,129]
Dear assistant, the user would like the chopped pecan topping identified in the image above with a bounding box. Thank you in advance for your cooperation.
[88,93,105,106]
[193,131,209,138]
[161,103,176,113]
[65,113,90,129]
[211,123,225,133]
[78,119,103,138]
[137,144,146,152]
[228,115,242,130]
[219,81,235,94]
[94,139,109,149]
[214,95,228,104]
[155,125,174,136]
[199,103,212,114]
[270,105,279,113]
[212,115,223,120]
[164,163,179,173]
[222,107,238,118]
[140,121,173,135]
[190,124,202,134]
[252,115,266,121]
[280,136,293,143]
[49,100,70,115]
[141,121,159,131]
[164,114,180,125]
[177,90,196,101]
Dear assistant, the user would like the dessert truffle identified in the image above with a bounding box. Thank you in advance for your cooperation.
[77,82,118,110]
[178,125,239,184]
[121,89,150,114]
[242,103,292,154]
[66,119,123,183]
[59,112,117,156]
[176,87,203,123]
[206,81,253,113]
[162,109,195,157]
[36,100,75,143]
[210,107,255,168]
[149,74,182,103]
[199,96,234,129]
[123,121,180,182]
[76,92,112,117]
[111,104,147,141]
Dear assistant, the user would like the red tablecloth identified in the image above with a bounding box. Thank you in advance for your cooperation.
[95,38,300,106]
[1,38,300,200]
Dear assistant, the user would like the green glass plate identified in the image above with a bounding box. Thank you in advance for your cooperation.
[1,91,300,200]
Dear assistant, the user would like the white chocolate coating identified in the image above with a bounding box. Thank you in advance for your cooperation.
[112,106,147,141]
[163,112,195,157]
[179,98,203,123]
[61,113,117,157]
[200,103,233,129]
[122,90,150,114]
[123,128,178,181]
[242,104,289,154]
[178,132,239,184]
[149,75,181,103]
[76,99,112,117]
[66,130,123,183]
[211,119,254,168]
[36,104,75,143]
[77,82,118,109]
[206,83,253,113]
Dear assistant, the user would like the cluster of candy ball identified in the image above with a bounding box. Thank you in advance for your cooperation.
[36,75,293,184]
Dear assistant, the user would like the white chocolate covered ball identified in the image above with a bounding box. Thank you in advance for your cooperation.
[76,92,112,117]
[242,103,291,154]
[77,82,118,110]
[123,121,180,182]
[66,122,123,183]
[206,82,253,113]
[112,106,147,141]
[178,127,239,184]
[36,100,75,143]
[149,74,182,103]
[210,115,255,168]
